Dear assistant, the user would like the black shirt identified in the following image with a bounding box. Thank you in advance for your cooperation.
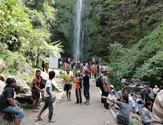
[83,75,90,88]
[0,86,14,109]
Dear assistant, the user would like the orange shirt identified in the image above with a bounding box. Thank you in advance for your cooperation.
[75,78,80,89]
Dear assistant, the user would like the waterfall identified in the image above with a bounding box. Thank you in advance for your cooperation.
[73,0,83,61]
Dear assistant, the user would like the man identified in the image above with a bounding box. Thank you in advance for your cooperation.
[36,71,56,123]
[144,85,155,102]
[102,71,111,109]
[152,89,163,124]
[32,70,43,112]
[64,69,73,101]
[83,70,90,105]
[0,78,24,125]
[116,87,124,101]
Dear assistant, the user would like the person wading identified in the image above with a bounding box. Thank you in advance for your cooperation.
[0,78,24,125]
[32,70,43,112]
[64,69,73,101]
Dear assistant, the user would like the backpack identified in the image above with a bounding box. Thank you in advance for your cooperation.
[96,76,103,87]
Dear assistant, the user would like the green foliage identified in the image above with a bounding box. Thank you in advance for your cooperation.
[108,24,163,87]
[19,102,33,109]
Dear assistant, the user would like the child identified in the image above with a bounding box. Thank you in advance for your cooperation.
[132,94,139,115]
[139,101,152,125]
[110,85,115,107]
[74,72,82,104]
[45,63,49,73]
[102,93,131,125]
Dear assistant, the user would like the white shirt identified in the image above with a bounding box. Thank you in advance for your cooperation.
[44,80,53,97]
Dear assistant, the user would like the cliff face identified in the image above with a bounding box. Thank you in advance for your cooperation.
[88,0,163,58]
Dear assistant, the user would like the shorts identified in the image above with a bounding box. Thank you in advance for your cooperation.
[64,84,72,92]
[32,91,40,99]
[2,106,24,120]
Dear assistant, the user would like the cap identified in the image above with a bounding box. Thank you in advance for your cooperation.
[6,78,16,85]
[110,85,114,88]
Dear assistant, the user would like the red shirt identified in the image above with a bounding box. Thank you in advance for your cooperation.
[32,76,41,91]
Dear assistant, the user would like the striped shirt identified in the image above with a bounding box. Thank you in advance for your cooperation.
[31,76,41,91]
[152,90,163,124]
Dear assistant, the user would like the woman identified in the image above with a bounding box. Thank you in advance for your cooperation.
[0,78,24,125]
[139,101,152,125]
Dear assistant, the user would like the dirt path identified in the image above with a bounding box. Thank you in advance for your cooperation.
[21,79,116,125]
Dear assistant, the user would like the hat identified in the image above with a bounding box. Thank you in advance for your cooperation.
[6,78,16,85]
[132,94,137,98]
[110,85,114,88]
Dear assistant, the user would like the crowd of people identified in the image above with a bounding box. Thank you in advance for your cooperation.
[0,57,163,125]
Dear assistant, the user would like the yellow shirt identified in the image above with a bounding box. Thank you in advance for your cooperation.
[64,74,73,84]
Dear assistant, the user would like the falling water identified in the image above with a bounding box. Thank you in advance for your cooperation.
[73,0,83,61]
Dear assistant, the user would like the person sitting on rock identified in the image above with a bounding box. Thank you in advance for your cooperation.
[102,93,131,125]
[139,101,152,125]
[132,94,139,115]
[116,87,124,101]
[0,78,24,125]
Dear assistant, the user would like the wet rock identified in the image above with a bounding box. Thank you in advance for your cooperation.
[17,62,32,78]
[6,76,30,94]
[0,80,5,94]
[0,60,6,73]
[15,93,33,104]
[0,111,14,125]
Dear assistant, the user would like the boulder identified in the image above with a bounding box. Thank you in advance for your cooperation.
[6,76,30,94]
[0,60,6,73]
[0,80,5,94]
[17,62,32,78]
[0,111,14,125]
[15,93,33,104]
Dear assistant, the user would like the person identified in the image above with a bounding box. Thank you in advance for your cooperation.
[132,94,139,115]
[36,71,56,123]
[32,70,43,112]
[144,85,155,102]
[0,78,24,125]
[42,61,45,72]
[83,70,90,105]
[102,72,111,109]
[64,69,73,101]
[74,72,82,104]
[116,87,124,101]
[45,63,49,73]
[153,85,159,97]
[110,85,115,107]
[102,93,131,125]
[152,89,163,124]
[100,71,105,103]
[94,65,97,78]
[139,101,152,125]
[87,65,92,78]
